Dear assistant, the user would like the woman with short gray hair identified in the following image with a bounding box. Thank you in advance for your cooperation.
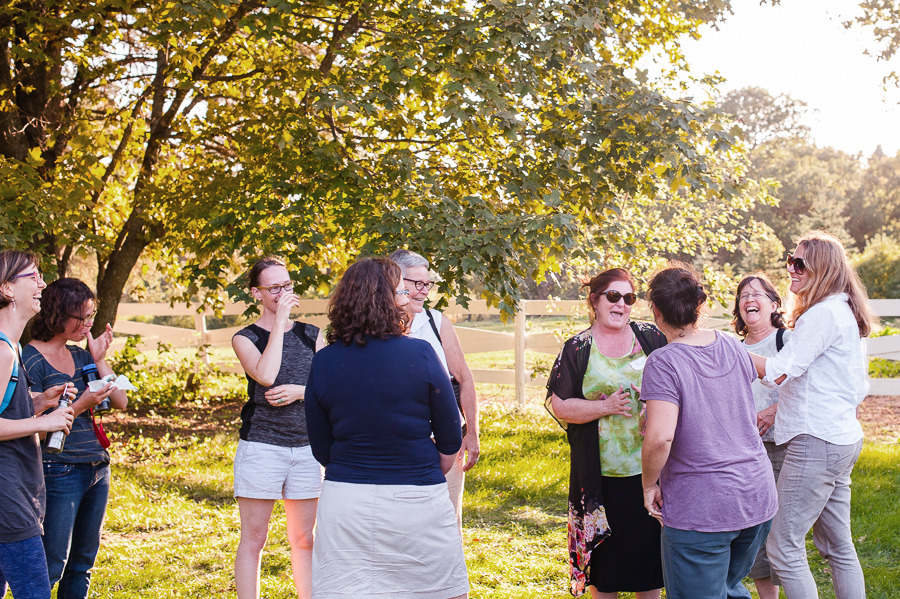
[390,249,479,536]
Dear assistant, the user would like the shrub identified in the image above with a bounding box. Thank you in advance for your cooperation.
[108,336,244,408]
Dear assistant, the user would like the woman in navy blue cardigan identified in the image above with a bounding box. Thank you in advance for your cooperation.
[305,257,469,599]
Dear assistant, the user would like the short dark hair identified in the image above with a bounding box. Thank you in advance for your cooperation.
[0,249,38,310]
[582,268,635,324]
[731,274,786,338]
[31,278,96,342]
[326,258,410,346]
[647,262,707,328]
[247,256,286,289]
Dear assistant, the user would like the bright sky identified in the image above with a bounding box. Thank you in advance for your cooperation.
[680,0,900,157]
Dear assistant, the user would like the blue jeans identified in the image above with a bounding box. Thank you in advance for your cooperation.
[661,520,773,599]
[41,461,110,599]
[0,535,51,599]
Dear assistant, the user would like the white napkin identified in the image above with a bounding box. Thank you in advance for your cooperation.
[87,374,136,392]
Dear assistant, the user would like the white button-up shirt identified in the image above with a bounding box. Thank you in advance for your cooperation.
[763,293,868,446]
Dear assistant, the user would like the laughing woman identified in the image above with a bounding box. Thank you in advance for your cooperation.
[0,250,74,599]
[749,231,875,599]
[732,274,790,599]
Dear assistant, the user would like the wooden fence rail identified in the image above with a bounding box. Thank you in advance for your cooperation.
[110,298,900,406]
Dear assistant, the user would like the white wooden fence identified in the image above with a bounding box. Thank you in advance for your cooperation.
[110,298,900,405]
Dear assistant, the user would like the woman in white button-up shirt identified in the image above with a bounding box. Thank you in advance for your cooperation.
[750,230,876,599]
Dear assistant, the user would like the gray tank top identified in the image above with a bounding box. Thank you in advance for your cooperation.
[234,321,318,447]
[0,355,45,542]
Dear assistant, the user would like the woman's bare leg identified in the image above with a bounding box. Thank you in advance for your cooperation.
[235,498,276,599]
[285,498,318,599]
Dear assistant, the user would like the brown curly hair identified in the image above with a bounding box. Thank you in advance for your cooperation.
[326,258,410,346]
[731,274,786,338]
[31,278,96,342]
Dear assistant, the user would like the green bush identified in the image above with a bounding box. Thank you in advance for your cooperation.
[109,336,244,408]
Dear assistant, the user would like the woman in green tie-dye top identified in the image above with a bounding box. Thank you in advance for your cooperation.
[546,269,666,598]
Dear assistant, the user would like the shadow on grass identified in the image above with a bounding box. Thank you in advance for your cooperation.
[116,464,235,506]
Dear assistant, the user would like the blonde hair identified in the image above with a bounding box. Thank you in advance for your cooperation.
[788,231,877,337]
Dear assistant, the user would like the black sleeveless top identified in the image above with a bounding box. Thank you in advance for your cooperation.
[233,322,318,447]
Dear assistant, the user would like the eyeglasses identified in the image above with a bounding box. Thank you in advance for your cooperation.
[255,282,294,295]
[396,289,410,297]
[599,290,637,305]
[70,307,98,327]
[403,278,435,292]
[786,254,807,275]
[10,270,43,283]
[738,291,771,302]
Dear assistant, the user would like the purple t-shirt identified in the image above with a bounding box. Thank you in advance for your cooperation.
[641,331,778,532]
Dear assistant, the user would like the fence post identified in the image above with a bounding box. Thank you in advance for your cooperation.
[515,305,526,409]
[194,312,209,369]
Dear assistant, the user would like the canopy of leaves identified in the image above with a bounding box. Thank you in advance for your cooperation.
[1,0,770,324]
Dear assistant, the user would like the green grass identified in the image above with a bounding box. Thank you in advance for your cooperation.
[87,399,900,598]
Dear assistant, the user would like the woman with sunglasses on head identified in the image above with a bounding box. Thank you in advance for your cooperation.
[731,273,791,599]
[23,278,126,599]
[546,268,666,598]
[305,258,468,599]
[748,231,875,599]
[0,250,74,599]
[231,256,326,599]
[640,263,777,599]
[389,249,478,537]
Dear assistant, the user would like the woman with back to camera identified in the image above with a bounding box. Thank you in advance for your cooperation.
[305,257,468,599]
[640,263,778,599]
[390,249,479,536]
[0,250,74,599]
[231,256,326,599]
[24,278,127,599]
[731,273,790,599]
[748,231,874,599]
[546,268,666,598]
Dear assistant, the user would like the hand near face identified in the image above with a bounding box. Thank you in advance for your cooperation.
[87,324,114,362]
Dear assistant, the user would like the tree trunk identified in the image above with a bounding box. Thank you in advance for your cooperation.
[91,212,152,337]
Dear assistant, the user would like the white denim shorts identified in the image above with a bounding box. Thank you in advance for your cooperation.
[233,440,324,500]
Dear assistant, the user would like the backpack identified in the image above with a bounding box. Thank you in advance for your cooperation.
[0,331,21,415]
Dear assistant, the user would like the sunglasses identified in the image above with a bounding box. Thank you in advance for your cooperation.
[786,254,807,275]
[598,290,637,305]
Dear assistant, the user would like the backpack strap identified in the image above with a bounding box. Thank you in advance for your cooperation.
[0,332,20,415]
[425,310,442,344]
[776,327,786,352]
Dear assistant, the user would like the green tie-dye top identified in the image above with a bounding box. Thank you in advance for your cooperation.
[581,337,646,477]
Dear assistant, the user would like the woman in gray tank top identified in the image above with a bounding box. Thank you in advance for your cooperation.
[0,249,74,599]
[231,256,325,599]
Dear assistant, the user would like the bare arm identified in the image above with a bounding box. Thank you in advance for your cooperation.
[439,316,480,471]
[232,294,299,387]
[0,346,74,441]
[748,352,786,385]
[641,400,680,524]
[89,325,128,411]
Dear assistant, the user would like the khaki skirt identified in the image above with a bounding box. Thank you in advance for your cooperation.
[312,480,469,599]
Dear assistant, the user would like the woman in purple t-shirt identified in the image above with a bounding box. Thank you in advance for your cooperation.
[639,263,778,599]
